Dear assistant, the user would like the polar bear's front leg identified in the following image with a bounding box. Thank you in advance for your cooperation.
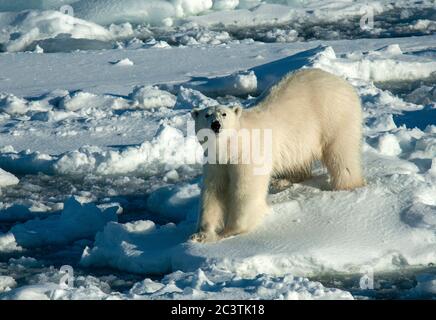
[221,165,271,238]
[191,191,223,242]
[190,186,224,243]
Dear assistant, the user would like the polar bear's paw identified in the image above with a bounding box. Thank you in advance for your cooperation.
[269,178,292,194]
[189,231,219,243]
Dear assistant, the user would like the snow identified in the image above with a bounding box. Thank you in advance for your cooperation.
[313,44,436,82]
[412,19,436,32]
[112,58,134,66]
[0,0,435,300]
[0,266,352,300]
[0,168,19,187]
[0,93,29,115]
[80,161,436,276]
[0,197,118,249]
[0,1,434,53]
[430,160,436,177]
[49,124,201,175]
[186,70,258,97]
[58,91,128,112]
[127,267,353,300]
[72,0,213,26]
[148,40,171,49]
[0,233,22,253]
[146,182,201,222]
[34,44,44,53]
[377,133,402,156]
[0,1,78,12]
[129,86,177,109]
[0,10,114,52]
[0,35,433,99]
[72,45,436,279]
[81,220,193,274]
[20,0,376,28]
[0,276,16,293]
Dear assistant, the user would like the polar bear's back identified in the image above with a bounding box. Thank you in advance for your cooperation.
[240,68,362,173]
[260,68,359,115]
[246,68,362,138]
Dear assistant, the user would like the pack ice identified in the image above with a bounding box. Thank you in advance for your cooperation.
[71,45,436,278]
[0,2,435,298]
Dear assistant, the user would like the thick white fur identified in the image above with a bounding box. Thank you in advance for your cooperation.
[190,68,365,243]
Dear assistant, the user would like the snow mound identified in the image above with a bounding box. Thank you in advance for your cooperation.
[150,40,171,49]
[377,133,402,156]
[313,44,436,82]
[0,275,119,300]
[68,0,338,28]
[0,276,16,293]
[201,71,258,97]
[129,86,177,109]
[1,1,435,53]
[175,87,219,109]
[1,10,114,52]
[0,93,29,115]
[112,58,134,66]
[72,0,213,26]
[58,91,130,112]
[146,182,200,222]
[170,28,232,46]
[0,1,78,12]
[0,86,178,118]
[128,267,353,300]
[80,220,194,274]
[161,70,258,97]
[0,148,55,175]
[0,168,19,187]
[0,233,22,253]
[0,123,202,176]
[54,124,202,175]
[0,266,352,300]
[0,197,117,250]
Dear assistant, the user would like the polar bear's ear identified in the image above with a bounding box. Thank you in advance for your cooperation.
[233,106,242,117]
[191,108,200,119]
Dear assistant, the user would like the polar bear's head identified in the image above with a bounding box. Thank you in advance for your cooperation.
[191,105,242,135]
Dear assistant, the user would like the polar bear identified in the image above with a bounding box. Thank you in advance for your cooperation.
[190,68,364,243]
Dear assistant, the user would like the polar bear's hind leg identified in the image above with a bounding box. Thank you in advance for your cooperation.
[322,135,365,190]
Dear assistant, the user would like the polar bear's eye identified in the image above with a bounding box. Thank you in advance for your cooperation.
[222,113,227,117]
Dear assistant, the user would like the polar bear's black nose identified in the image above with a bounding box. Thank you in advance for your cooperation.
[211,120,221,133]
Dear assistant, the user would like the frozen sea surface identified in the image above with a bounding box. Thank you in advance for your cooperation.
[0,1,435,300]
